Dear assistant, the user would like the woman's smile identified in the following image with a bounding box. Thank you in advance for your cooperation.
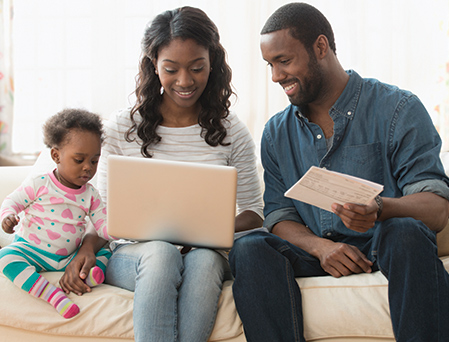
[174,88,197,99]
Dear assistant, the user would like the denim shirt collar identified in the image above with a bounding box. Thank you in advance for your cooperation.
[294,69,362,122]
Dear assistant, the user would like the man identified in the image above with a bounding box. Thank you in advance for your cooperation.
[229,3,449,342]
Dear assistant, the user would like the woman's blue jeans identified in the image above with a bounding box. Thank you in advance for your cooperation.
[229,218,449,342]
[105,241,229,342]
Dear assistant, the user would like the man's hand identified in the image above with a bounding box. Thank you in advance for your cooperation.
[2,214,19,234]
[331,198,379,233]
[59,248,97,296]
[272,220,373,278]
[317,240,373,278]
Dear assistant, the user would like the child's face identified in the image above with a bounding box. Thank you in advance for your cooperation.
[51,130,101,189]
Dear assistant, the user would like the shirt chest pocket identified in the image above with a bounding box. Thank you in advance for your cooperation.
[339,142,384,186]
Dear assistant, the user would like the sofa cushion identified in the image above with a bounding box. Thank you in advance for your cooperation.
[1,259,448,341]
[0,272,134,339]
[301,256,449,341]
[300,271,391,340]
[0,272,242,341]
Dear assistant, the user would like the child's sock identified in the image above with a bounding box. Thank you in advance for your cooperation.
[83,266,105,287]
[29,276,80,319]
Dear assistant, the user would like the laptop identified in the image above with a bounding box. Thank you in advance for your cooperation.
[106,155,237,249]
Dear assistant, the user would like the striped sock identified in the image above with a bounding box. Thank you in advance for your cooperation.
[84,266,105,287]
[29,276,80,319]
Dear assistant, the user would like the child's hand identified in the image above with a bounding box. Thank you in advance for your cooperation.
[60,249,97,295]
[2,214,19,234]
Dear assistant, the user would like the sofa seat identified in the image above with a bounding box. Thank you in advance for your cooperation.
[1,257,448,342]
[302,258,449,341]
[0,272,244,342]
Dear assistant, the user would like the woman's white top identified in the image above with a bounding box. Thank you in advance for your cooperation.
[97,108,264,232]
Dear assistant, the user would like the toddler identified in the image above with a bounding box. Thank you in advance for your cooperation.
[0,108,113,319]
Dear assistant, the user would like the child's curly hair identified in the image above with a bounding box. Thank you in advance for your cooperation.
[43,108,104,148]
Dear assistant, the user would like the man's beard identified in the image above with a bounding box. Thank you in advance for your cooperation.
[289,56,324,109]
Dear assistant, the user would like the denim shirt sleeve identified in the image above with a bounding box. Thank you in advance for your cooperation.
[388,94,449,197]
[261,125,302,226]
[403,179,449,201]
[264,207,305,232]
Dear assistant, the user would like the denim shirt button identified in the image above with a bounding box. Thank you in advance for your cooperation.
[325,232,332,237]
[347,111,352,115]
[317,134,323,139]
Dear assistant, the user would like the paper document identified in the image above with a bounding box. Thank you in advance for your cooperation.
[285,166,383,212]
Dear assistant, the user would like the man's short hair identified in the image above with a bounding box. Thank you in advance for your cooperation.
[261,2,336,54]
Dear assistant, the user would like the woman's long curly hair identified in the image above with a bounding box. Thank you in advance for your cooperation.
[126,6,234,158]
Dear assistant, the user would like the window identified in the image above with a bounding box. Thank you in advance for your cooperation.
[11,0,449,154]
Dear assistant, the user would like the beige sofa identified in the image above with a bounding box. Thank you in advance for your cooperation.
[0,162,448,342]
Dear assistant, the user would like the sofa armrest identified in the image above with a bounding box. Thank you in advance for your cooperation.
[0,166,33,199]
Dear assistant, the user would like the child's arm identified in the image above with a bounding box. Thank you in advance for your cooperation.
[1,190,27,234]
[59,224,108,295]
[1,175,47,237]
[1,214,20,234]
[59,186,113,295]
[88,189,116,241]
[0,176,41,223]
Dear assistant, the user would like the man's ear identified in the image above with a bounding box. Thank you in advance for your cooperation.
[314,34,329,60]
[50,148,60,164]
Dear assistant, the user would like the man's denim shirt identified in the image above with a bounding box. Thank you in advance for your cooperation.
[262,70,449,241]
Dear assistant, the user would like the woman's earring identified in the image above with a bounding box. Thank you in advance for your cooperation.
[160,86,164,95]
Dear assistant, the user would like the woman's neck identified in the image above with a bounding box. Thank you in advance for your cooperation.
[159,100,200,127]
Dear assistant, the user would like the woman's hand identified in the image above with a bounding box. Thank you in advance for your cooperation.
[2,214,19,234]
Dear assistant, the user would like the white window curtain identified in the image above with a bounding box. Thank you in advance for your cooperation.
[434,12,449,152]
[0,0,13,155]
[10,0,449,155]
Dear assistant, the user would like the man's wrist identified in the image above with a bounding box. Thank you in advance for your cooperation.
[374,195,383,219]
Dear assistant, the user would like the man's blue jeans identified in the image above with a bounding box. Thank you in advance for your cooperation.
[229,218,449,342]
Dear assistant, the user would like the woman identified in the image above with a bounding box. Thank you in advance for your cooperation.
[60,6,263,342]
